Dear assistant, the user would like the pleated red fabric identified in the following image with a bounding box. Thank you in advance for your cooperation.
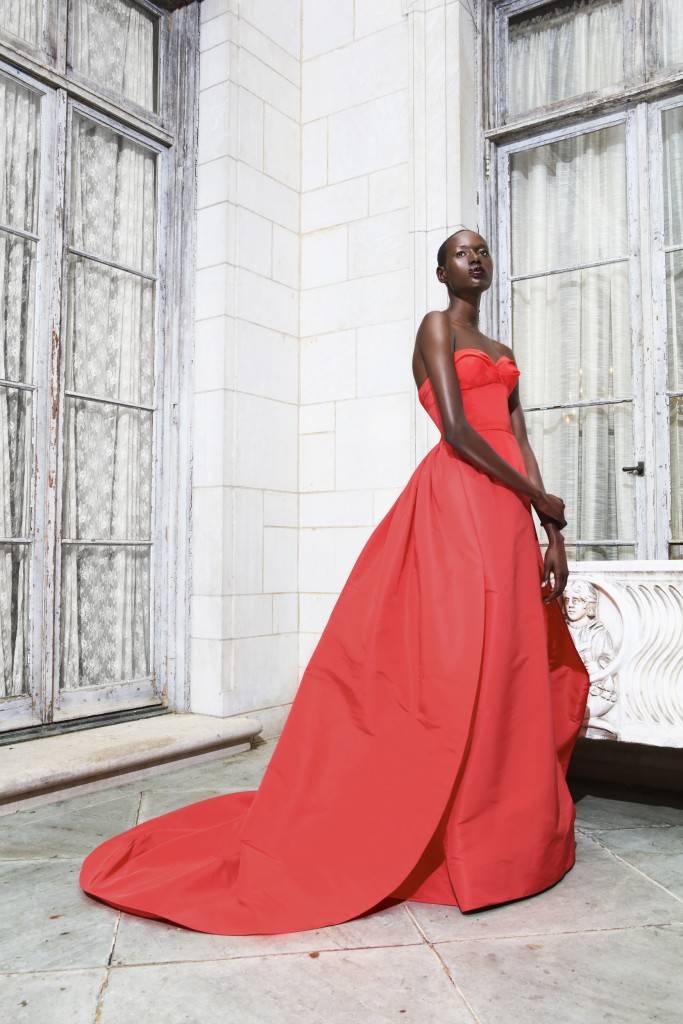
[79,348,590,935]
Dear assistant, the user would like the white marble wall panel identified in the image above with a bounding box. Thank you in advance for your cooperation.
[302,0,354,59]
[296,2,413,684]
[192,2,301,719]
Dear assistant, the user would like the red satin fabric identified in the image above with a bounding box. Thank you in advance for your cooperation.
[80,348,590,935]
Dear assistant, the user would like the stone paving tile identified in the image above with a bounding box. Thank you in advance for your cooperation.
[0,791,141,860]
[589,824,683,898]
[436,921,683,1024]
[406,831,683,943]
[112,900,422,966]
[137,788,232,823]
[2,747,679,1024]
[0,860,118,972]
[574,792,683,831]
[100,944,475,1024]
[0,968,105,1024]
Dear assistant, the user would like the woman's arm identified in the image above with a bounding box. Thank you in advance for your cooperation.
[508,391,569,602]
[507,393,564,542]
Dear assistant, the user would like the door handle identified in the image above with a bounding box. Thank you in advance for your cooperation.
[621,460,644,475]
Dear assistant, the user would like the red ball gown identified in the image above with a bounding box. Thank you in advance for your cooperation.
[80,347,590,934]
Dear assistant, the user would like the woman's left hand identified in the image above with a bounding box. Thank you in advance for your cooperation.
[541,534,568,603]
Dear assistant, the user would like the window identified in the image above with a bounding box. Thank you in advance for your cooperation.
[487,0,683,560]
[0,0,197,730]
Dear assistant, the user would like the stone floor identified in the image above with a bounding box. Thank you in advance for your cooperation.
[1,739,682,1024]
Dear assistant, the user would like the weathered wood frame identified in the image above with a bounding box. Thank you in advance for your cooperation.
[0,0,199,731]
[480,0,683,560]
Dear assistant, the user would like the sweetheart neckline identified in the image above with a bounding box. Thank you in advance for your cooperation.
[417,348,517,394]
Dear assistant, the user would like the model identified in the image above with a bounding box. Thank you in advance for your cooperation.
[79,227,591,935]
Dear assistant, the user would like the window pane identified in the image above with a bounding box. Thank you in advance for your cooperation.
[665,249,683,397]
[0,74,40,706]
[662,107,683,553]
[507,0,624,121]
[663,106,683,254]
[0,232,37,387]
[512,262,631,408]
[671,397,683,552]
[0,388,32,539]
[62,398,153,541]
[70,114,157,275]
[526,403,635,558]
[511,124,627,277]
[0,544,29,696]
[0,74,41,234]
[59,545,150,689]
[0,0,44,49]
[69,0,159,112]
[651,0,683,77]
[0,181,38,570]
[65,256,155,406]
[509,122,635,558]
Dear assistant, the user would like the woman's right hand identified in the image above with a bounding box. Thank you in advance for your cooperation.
[532,490,567,530]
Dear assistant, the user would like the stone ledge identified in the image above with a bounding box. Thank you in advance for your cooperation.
[0,713,263,807]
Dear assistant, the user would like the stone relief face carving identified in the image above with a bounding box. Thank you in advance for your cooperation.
[562,578,620,740]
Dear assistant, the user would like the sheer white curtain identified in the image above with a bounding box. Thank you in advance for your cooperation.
[507,0,624,119]
[654,0,683,74]
[0,0,43,49]
[60,114,156,689]
[0,75,39,697]
[69,0,157,111]
[507,3,633,559]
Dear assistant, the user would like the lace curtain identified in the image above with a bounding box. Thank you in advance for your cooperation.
[653,0,683,74]
[0,75,39,697]
[507,0,624,119]
[60,114,156,690]
[69,0,157,111]
[507,1,633,560]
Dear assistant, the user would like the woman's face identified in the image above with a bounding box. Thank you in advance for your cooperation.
[438,233,493,294]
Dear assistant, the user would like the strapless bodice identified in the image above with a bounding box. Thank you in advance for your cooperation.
[417,348,521,436]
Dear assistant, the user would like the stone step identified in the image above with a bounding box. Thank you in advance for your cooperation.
[0,713,263,812]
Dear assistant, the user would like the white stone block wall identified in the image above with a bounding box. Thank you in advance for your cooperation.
[191,0,302,719]
[299,0,415,674]
[190,0,480,724]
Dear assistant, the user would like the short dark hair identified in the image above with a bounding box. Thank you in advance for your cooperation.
[437,227,481,268]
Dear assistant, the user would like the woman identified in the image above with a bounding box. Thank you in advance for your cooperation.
[80,227,590,935]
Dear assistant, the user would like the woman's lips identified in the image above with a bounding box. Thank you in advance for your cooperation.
[469,267,485,278]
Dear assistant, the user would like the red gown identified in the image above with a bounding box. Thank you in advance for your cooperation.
[80,348,590,935]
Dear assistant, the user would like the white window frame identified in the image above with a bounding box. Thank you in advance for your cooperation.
[481,0,683,560]
[0,0,198,732]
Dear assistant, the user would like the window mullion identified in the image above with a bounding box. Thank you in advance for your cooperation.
[624,0,646,86]
[50,0,67,75]
[38,85,68,725]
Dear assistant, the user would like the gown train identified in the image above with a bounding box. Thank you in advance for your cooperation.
[80,348,590,935]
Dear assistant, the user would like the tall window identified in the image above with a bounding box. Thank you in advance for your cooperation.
[487,0,683,560]
[0,0,196,731]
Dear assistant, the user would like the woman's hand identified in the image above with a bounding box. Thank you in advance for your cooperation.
[532,490,567,530]
[541,533,569,603]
